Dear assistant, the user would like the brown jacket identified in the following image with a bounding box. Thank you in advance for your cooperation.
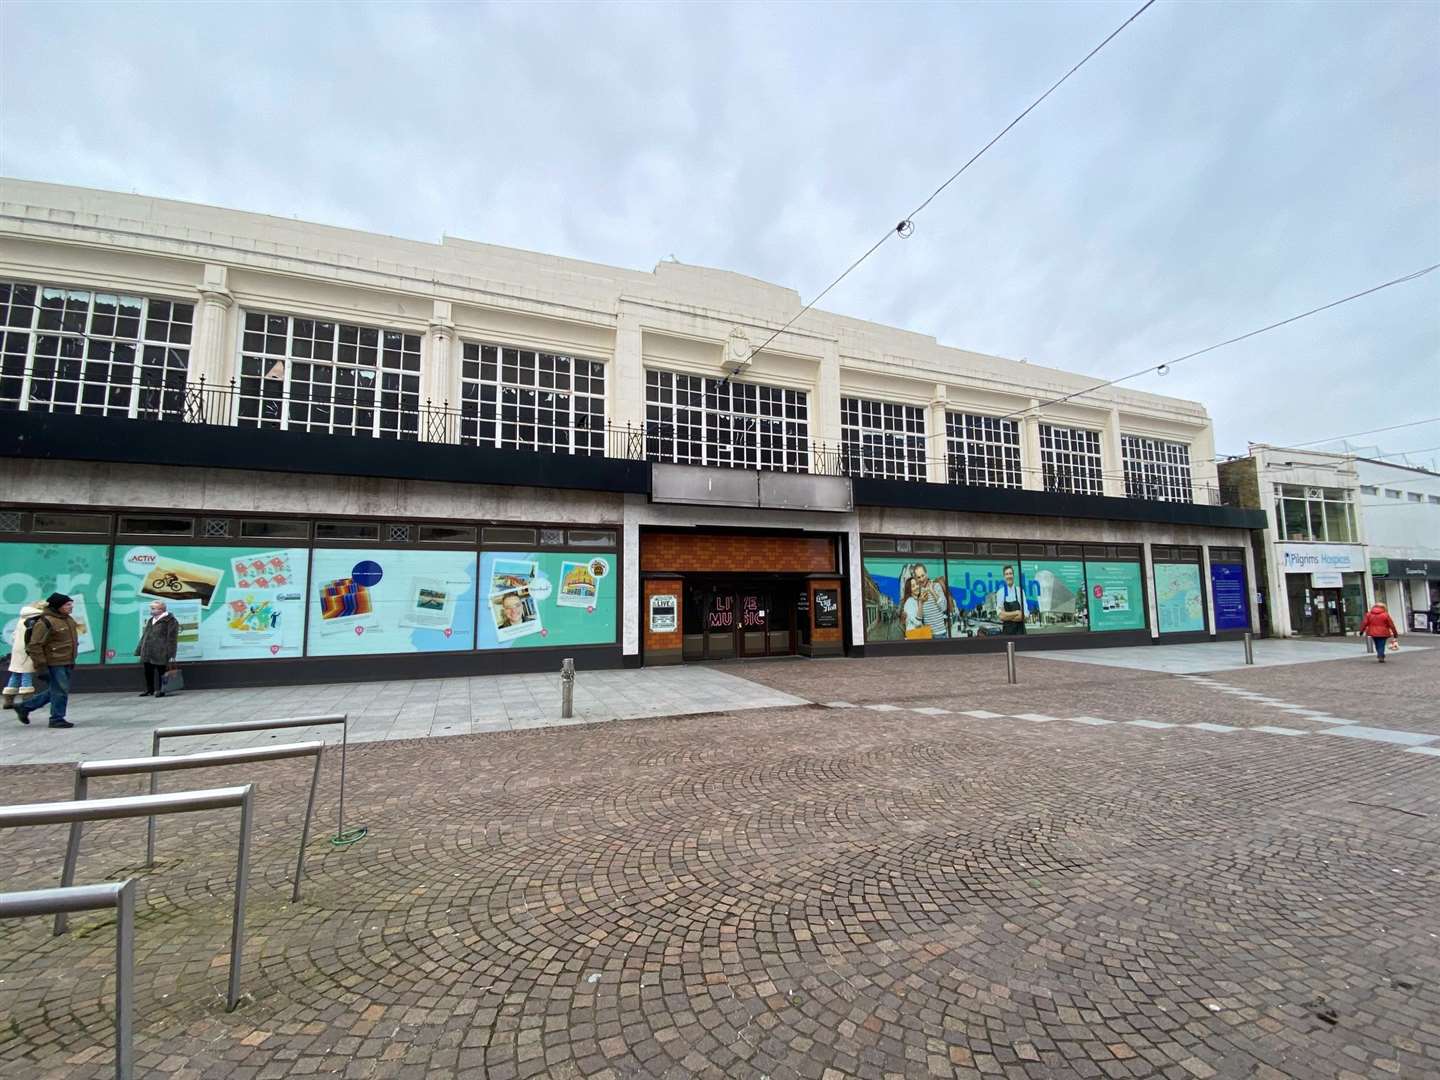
[25,611,80,670]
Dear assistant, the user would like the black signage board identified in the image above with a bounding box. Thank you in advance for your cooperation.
[814,588,840,628]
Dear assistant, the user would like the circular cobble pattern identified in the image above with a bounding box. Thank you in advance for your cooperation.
[3,651,1440,1079]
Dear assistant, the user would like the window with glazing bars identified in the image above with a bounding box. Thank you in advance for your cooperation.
[841,397,926,481]
[460,344,605,455]
[0,280,192,419]
[644,370,809,472]
[945,412,1021,488]
[238,312,421,439]
[1038,423,1104,495]
[1121,435,1193,502]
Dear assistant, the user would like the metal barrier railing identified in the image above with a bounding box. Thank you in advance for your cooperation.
[62,742,324,912]
[0,786,256,1010]
[0,880,137,1079]
[150,713,363,846]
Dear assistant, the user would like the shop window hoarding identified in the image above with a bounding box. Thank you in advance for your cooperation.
[1154,562,1205,633]
[1084,562,1146,632]
[477,551,617,650]
[0,542,110,666]
[1018,560,1088,633]
[106,544,309,662]
[1209,563,1249,631]
[307,549,477,657]
[863,553,1132,641]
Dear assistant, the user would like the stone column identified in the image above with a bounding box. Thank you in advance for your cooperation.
[191,264,234,422]
[1102,407,1125,497]
[425,300,457,442]
[1142,539,1160,639]
[815,340,842,445]
[1243,535,1262,635]
[1021,404,1043,491]
[926,384,948,484]
[1201,544,1217,637]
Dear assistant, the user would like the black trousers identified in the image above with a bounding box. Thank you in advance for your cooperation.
[143,662,167,693]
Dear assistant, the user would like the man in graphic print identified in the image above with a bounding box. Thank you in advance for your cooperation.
[998,564,1026,635]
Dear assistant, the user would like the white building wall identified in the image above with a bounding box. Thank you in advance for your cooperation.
[0,178,1220,495]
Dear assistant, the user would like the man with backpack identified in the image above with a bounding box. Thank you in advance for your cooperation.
[15,592,81,729]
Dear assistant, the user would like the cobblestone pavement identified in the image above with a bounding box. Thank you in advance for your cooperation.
[3,648,1438,1079]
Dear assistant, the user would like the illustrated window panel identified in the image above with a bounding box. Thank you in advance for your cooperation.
[945,412,1021,488]
[1039,424,1104,496]
[0,278,193,418]
[841,397,926,481]
[1121,435,1193,503]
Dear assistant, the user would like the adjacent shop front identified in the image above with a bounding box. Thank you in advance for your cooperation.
[1371,557,1440,633]
[1277,542,1369,637]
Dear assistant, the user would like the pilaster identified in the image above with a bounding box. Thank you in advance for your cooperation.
[926,384,948,484]
[1021,404,1043,491]
[191,263,234,387]
[612,307,644,430]
[1102,407,1126,498]
[425,300,458,413]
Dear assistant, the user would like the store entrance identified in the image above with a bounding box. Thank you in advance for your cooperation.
[1286,578,1349,636]
[683,579,802,660]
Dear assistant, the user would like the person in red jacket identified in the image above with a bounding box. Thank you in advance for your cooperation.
[1358,602,1398,663]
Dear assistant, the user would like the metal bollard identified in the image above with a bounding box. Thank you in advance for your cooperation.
[560,657,575,719]
[1005,641,1017,684]
[1243,631,1254,665]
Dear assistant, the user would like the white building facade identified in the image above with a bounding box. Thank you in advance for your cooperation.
[1219,445,1373,638]
[0,180,1263,688]
[1357,458,1440,633]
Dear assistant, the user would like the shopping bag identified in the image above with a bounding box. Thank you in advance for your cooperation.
[161,665,185,693]
[904,626,933,640]
[1387,637,1399,653]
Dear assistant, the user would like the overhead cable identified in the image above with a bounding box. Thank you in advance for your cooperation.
[724,0,1158,379]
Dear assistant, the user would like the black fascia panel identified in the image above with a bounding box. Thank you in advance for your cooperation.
[0,410,650,496]
[850,476,1267,530]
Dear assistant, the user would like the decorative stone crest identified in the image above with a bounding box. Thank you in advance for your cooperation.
[725,328,753,370]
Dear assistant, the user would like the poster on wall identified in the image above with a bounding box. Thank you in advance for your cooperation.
[1209,563,1249,631]
[306,549,477,657]
[942,559,1023,638]
[1019,560,1087,633]
[813,588,840,629]
[861,556,954,640]
[106,545,309,663]
[477,551,617,649]
[1085,562,1147,632]
[1154,562,1205,633]
[0,542,110,666]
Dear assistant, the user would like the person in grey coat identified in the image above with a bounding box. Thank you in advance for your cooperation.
[135,599,179,697]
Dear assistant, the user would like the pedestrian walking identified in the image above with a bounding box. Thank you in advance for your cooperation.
[3,599,45,711]
[1358,602,1398,664]
[15,592,81,728]
[135,599,179,697]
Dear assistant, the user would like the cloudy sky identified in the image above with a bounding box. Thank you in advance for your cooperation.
[2,0,1437,462]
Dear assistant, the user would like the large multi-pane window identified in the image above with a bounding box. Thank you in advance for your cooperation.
[644,370,809,472]
[460,343,605,455]
[1039,423,1104,496]
[841,397,926,481]
[238,312,421,438]
[0,280,192,419]
[1121,435,1193,502]
[1274,484,1356,542]
[945,412,1022,488]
